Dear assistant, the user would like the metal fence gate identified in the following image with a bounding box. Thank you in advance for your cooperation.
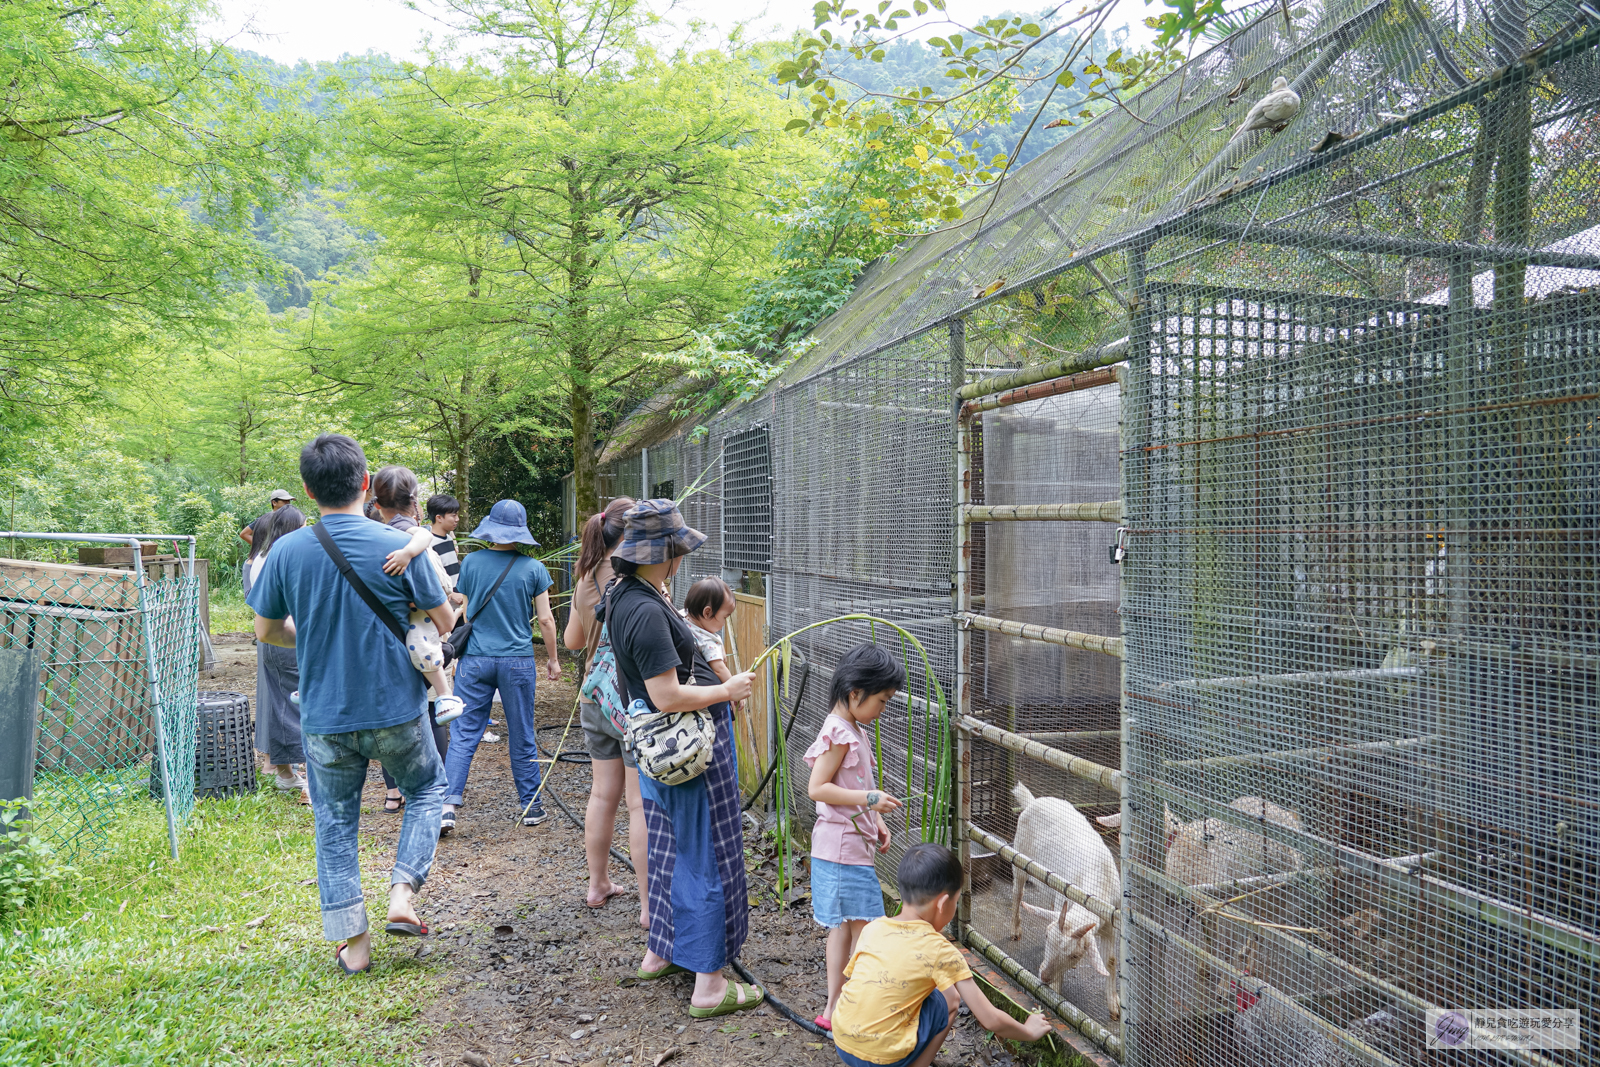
[952,337,1131,1062]
[0,533,202,859]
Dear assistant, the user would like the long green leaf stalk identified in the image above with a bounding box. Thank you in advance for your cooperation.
[673,446,726,508]
[746,613,953,909]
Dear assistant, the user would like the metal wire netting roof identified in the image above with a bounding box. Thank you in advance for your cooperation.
[775,0,1600,387]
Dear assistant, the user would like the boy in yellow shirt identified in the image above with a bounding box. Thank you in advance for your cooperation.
[833,843,1052,1067]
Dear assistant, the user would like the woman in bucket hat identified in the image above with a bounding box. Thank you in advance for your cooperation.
[439,499,562,835]
[604,498,765,1019]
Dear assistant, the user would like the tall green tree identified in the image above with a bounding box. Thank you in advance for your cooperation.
[325,0,803,520]
[0,0,316,417]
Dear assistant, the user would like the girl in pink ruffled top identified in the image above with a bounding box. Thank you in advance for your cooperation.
[804,643,907,1030]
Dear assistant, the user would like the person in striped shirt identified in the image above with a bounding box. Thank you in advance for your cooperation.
[426,494,463,606]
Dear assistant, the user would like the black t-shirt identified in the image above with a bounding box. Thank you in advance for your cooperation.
[605,576,717,710]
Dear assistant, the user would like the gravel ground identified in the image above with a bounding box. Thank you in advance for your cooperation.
[201,633,1036,1067]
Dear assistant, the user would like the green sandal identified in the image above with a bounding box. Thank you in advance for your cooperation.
[636,962,689,980]
[687,981,765,1019]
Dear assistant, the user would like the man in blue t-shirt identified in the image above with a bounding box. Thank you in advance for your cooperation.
[441,498,562,834]
[248,434,452,975]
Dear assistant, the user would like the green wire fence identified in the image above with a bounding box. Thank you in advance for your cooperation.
[0,532,201,860]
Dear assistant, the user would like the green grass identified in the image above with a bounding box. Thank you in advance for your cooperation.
[0,790,438,1066]
[209,582,255,635]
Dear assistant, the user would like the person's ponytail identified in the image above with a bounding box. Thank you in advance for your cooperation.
[576,496,635,578]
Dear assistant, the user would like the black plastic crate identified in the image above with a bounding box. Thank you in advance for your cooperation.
[150,691,258,800]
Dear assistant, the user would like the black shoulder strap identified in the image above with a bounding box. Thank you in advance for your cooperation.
[313,520,408,646]
[468,553,520,621]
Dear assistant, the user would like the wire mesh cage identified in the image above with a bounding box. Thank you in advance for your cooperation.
[587,0,1600,1059]
[722,426,774,574]
[0,534,202,859]
[1121,275,1600,1067]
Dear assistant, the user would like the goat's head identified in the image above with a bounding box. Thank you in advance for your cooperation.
[1022,899,1106,983]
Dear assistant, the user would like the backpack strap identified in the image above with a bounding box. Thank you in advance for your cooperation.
[468,552,520,623]
[313,520,408,647]
[582,573,617,674]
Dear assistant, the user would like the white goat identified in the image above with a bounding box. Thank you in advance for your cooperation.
[1009,782,1122,1020]
[1165,796,1305,885]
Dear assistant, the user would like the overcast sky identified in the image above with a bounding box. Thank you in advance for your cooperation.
[207,0,1146,66]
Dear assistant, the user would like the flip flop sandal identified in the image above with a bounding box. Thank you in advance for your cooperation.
[636,962,690,981]
[384,920,430,937]
[334,942,369,975]
[383,796,405,813]
[688,981,765,1019]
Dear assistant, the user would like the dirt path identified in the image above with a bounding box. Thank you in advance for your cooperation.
[204,636,1022,1067]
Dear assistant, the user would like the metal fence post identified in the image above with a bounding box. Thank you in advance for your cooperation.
[1119,239,1154,1063]
[951,315,972,937]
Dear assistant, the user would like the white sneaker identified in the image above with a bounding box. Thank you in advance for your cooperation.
[483,731,502,743]
[434,695,466,726]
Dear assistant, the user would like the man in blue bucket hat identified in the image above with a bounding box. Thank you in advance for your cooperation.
[440,499,562,835]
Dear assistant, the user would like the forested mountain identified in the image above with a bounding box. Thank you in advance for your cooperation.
[825,19,1132,169]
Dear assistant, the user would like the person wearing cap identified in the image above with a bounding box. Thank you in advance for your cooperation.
[240,489,295,551]
[605,499,763,1020]
[440,499,562,834]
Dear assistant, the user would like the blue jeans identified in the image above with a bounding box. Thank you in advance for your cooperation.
[444,655,542,808]
[302,715,447,941]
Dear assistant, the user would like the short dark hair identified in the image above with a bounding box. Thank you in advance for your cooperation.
[829,642,907,709]
[300,434,367,508]
[612,556,640,579]
[685,577,732,622]
[426,494,460,521]
[897,843,963,906]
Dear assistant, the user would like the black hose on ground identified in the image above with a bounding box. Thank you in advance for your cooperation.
[537,722,594,764]
[731,956,829,1037]
[542,778,636,872]
[742,661,811,812]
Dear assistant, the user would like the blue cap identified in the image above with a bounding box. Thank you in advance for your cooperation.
[470,499,539,546]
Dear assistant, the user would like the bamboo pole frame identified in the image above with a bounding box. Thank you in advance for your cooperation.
[965,823,1120,922]
[1141,777,1600,968]
[1158,664,1428,691]
[957,714,1124,792]
[952,316,973,940]
[959,611,1125,659]
[960,365,1123,417]
[957,339,1129,402]
[1015,729,1122,744]
[965,929,1125,1061]
[1163,732,1441,770]
[963,502,1124,522]
[1122,904,1403,1067]
[1129,859,1560,1067]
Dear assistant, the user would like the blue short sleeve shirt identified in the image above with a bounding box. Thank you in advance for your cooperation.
[456,550,553,658]
[246,513,447,735]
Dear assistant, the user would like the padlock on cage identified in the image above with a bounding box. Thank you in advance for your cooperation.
[1108,526,1129,565]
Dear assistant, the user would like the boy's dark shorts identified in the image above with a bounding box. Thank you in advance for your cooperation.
[835,989,950,1067]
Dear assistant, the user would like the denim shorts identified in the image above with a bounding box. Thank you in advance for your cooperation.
[580,699,635,768]
[836,990,950,1067]
[811,857,886,929]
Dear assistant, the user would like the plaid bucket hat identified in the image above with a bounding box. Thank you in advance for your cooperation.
[612,498,706,564]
